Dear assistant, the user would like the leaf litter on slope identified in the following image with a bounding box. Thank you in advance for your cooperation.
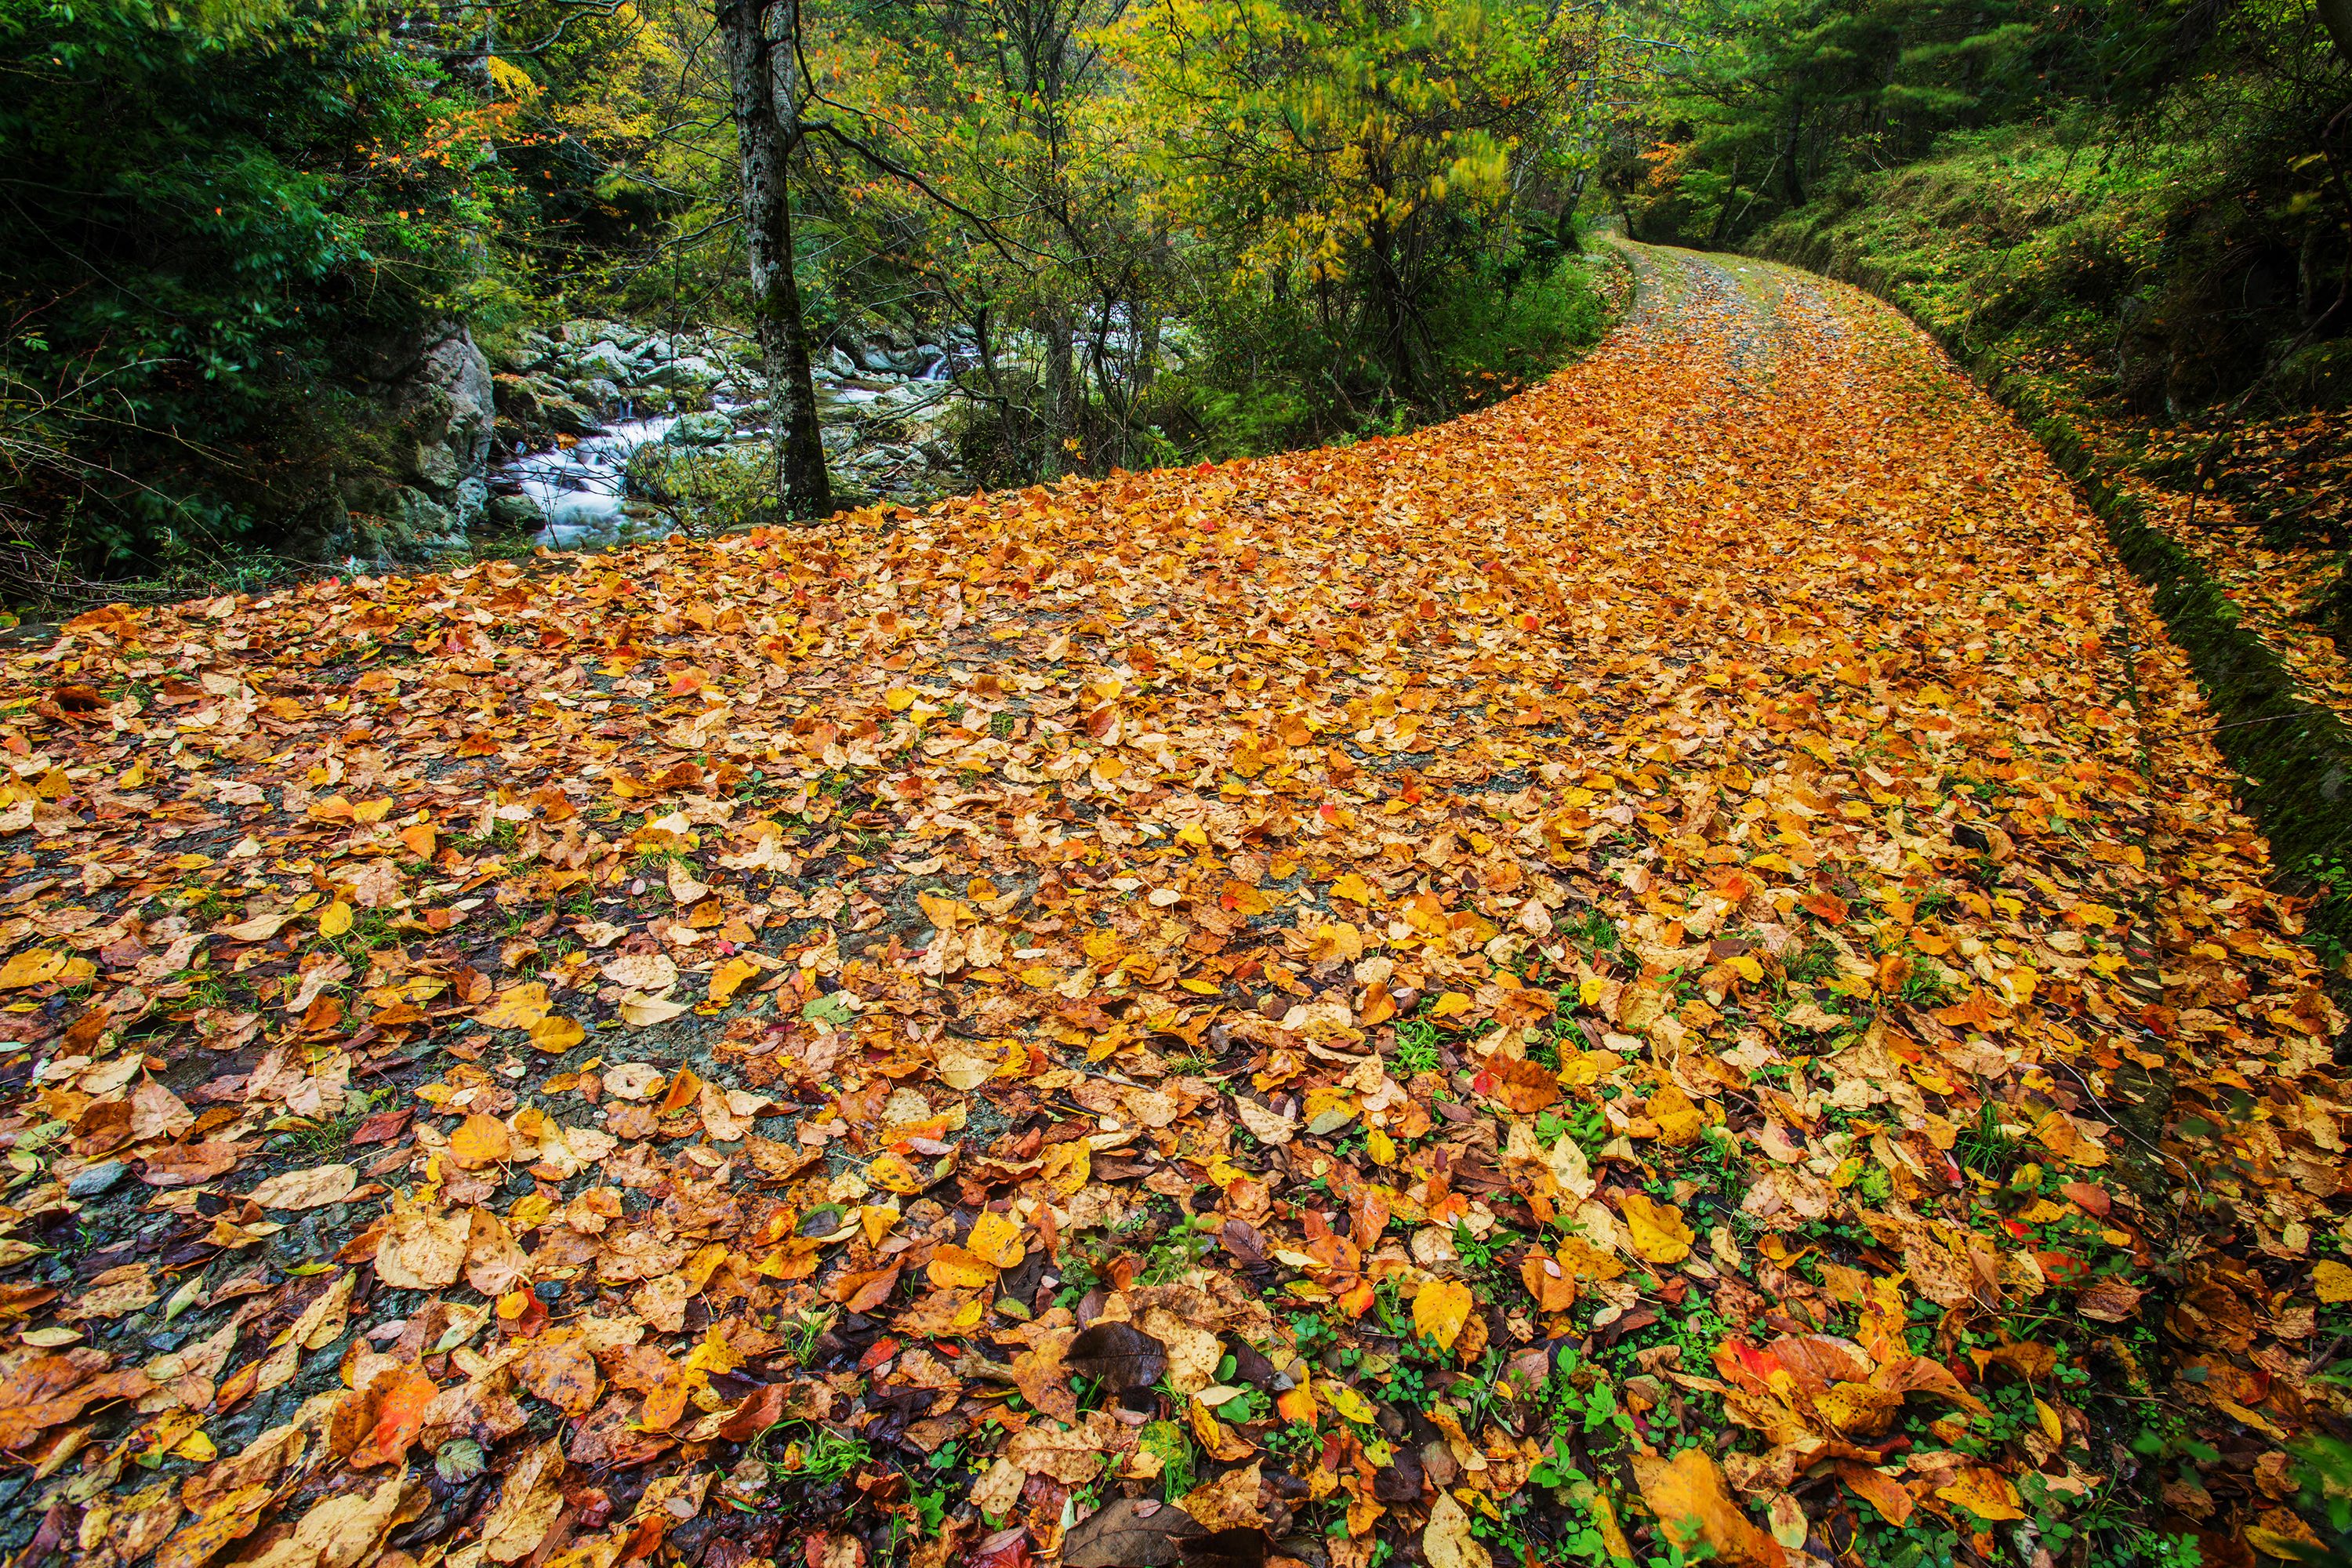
[0,249,2342,1568]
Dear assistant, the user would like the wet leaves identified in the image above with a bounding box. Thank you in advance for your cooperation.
[0,246,2340,1568]
[1065,1321,1170,1390]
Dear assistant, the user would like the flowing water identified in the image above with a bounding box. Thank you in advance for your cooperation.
[488,353,964,551]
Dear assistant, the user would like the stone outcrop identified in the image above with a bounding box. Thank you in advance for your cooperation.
[332,320,496,558]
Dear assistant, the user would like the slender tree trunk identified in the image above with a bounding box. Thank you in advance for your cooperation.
[1708,154,1741,248]
[1367,211,1416,401]
[2316,0,2352,66]
[1781,101,1806,209]
[1037,306,1076,480]
[719,0,830,520]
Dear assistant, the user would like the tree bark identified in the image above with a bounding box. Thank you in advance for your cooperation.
[2316,0,2352,66]
[1781,102,1806,209]
[1367,210,1417,401]
[719,0,830,521]
[1036,306,1076,480]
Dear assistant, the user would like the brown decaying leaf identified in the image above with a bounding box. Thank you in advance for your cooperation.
[1064,1321,1170,1391]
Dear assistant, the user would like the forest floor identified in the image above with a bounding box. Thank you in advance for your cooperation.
[0,244,2344,1568]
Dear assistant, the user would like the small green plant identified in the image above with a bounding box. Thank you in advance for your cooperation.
[1138,1419,1195,1502]
[1393,1018,1441,1076]
[1788,940,1840,984]
[1897,963,1956,1007]
[1955,1102,2025,1181]
[755,1421,871,1485]
[278,1087,387,1156]
[779,1306,837,1368]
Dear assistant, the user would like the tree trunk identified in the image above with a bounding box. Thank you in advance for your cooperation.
[1036,307,1076,480]
[1367,211,1417,401]
[1781,103,1806,209]
[719,0,830,521]
[2316,0,2352,66]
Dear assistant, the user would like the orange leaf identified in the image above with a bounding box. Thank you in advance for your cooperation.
[1631,1445,1784,1568]
[1476,1054,1560,1114]
[448,1113,512,1168]
[658,1068,703,1118]
[1835,1461,1914,1527]
[351,1368,437,1468]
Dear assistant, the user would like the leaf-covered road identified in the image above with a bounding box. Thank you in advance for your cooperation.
[2,245,2343,1568]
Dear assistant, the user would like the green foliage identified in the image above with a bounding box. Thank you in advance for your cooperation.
[1393,1017,1443,1076]
[756,1421,873,1485]
[1178,252,1617,457]
[624,441,779,534]
[0,0,515,581]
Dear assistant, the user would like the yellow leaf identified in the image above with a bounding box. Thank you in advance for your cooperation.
[318,901,354,938]
[477,982,551,1030]
[1330,873,1372,906]
[1935,1466,2026,1523]
[1577,975,1605,1007]
[1620,1192,1695,1264]
[927,1245,998,1290]
[1412,1278,1473,1349]
[1323,1381,1376,1425]
[884,687,916,712]
[2314,1260,2352,1305]
[707,956,761,1006]
[966,1211,1025,1269]
[1429,992,1472,1019]
[449,1114,513,1168]
[1367,1128,1397,1166]
[1042,1140,1090,1196]
[0,949,79,989]
[1646,1085,1704,1147]
[1632,1446,1784,1568]
[868,1152,925,1194]
[528,1014,585,1054]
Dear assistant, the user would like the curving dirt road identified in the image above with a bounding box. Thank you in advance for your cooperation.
[0,241,2340,1567]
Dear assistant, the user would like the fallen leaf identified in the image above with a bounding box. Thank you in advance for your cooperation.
[1413,1278,1474,1349]
[1424,1493,1492,1568]
[1620,1192,1695,1264]
[245,1163,357,1210]
[1065,1322,1170,1391]
[1632,1445,1784,1568]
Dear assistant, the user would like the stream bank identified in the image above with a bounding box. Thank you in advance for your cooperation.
[485,318,979,550]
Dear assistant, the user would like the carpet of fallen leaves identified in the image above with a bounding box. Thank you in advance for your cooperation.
[0,245,2347,1568]
[2132,478,2352,732]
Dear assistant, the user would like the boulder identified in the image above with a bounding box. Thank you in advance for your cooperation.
[650,355,722,391]
[484,492,547,533]
[665,410,732,446]
[379,321,494,532]
[571,342,634,383]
